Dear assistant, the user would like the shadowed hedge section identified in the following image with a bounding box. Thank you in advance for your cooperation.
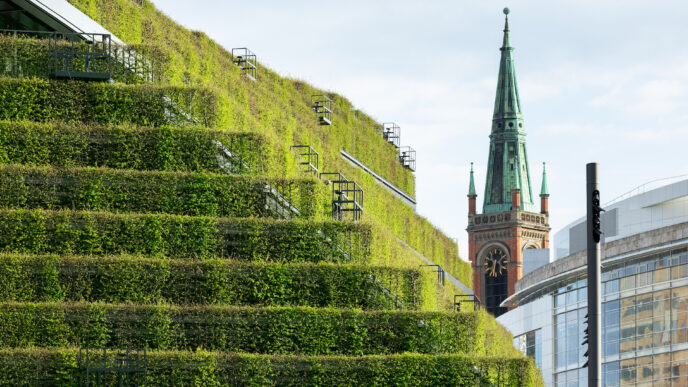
[0,35,163,85]
[0,165,328,219]
[0,254,433,310]
[0,120,282,175]
[0,209,370,262]
[0,77,217,127]
[0,302,488,356]
[0,348,541,386]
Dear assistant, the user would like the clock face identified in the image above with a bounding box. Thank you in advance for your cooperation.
[483,248,508,278]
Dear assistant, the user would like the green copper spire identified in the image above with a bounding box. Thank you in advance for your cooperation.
[540,162,549,196]
[468,162,477,197]
[483,8,535,213]
[493,8,522,124]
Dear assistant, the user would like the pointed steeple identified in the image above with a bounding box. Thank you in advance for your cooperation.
[483,8,535,214]
[540,162,549,197]
[468,162,477,197]
[492,7,523,129]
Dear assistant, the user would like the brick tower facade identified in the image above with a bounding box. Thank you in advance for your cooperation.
[466,8,550,317]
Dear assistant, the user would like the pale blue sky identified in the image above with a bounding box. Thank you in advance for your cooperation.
[155,0,688,260]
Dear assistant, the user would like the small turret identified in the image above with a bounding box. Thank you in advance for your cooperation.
[540,162,549,214]
[468,162,477,214]
[511,188,521,210]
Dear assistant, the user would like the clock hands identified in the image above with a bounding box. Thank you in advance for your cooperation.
[484,250,507,277]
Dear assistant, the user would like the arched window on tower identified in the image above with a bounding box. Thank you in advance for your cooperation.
[483,247,509,317]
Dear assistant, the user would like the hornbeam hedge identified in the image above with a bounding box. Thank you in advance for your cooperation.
[0,302,488,355]
[0,209,369,262]
[0,254,434,310]
[0,77,217,127]
[0,165,328,219]
[0,348,542,386]
[0,35,163,84]
[0,120,284,176]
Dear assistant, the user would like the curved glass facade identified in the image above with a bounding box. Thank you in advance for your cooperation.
[499,180,688,386]
[551,247,688,386]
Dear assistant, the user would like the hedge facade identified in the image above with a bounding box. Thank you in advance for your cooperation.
[0,77,216,127]
[0,349,541,386]
[0,302,487,355]
[0,254,432,310]
[0,164,328,219]
[0,0,542,382]
[0,34,161,84]
[0,120,282,176]
[0,209,370,263]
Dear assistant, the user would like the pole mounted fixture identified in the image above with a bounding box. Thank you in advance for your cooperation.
[585,163,602,386]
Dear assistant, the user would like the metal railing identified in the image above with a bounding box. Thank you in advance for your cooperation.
[421,264,445,287]
[48,31,111,80]
[454,294,481,312]
[291,145,319,176]
[399,146,416,171]
[231,47,257,81]
[382,122,400,148]
[79,347,147,386]
[320,172,363,221]
[0,29,157,83]
[311,94,332,125]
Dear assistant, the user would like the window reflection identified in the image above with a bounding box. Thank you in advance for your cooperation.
[553,248,688,386]
[514,329,541,369]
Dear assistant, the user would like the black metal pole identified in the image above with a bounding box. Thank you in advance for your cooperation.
[586,163,601,386]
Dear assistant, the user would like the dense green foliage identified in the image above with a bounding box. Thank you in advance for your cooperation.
[0,348,540,386]
[0,164,328,219]
[0,74,471,287]
[0,119,470,285]
[0,34,157,84]
[0,120,283,176]
[0,254,433,310]
[0,0,543,382]
[0,77,216,127]
[0,209,371,263]
[0,302,487,355]
[66,0,470,284]
[356,169,472,286]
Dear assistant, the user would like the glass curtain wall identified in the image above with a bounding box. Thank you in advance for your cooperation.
[515,329,542,369]
[553,248,688,386]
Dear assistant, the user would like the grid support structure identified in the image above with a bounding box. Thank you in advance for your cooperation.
[48,32,112,80]
[311,95,333,125]
[382,122,400,148]
[399,146,416,172]
[290,145,319,176]
[421,264,445,287]
[319,172,363,221]
[79,347,147,386]
[231,47,257,81]
[1,29,157,83]
[454,294,481,312]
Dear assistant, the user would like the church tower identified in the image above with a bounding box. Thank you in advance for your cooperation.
[466,8,550,317]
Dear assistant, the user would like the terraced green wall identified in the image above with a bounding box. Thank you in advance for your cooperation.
[0,0,546,384]
[0,349,541,386]
[63,0,474,286]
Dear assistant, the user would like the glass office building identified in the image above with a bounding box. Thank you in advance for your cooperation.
[498,179,688,386]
